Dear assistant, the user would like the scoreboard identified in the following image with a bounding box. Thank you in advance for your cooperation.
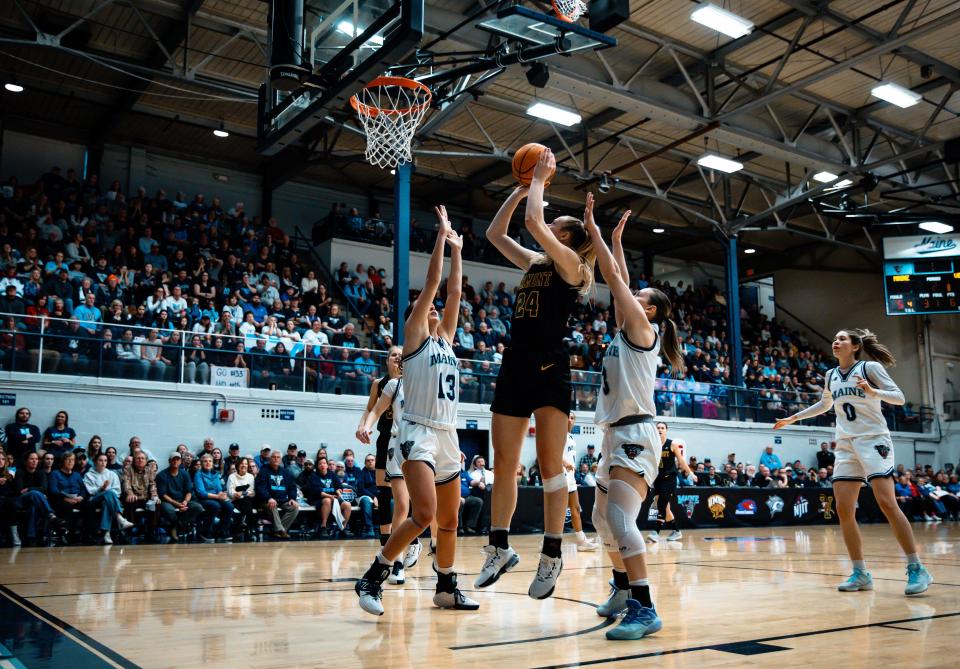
[882,234,959,316]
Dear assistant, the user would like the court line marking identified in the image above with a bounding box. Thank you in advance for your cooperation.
[0,585,141,669]
[682,561,960,587]
[18,554,960,599]
[533,611,960,668]
[449,617,615,650]
[877,624,920,631]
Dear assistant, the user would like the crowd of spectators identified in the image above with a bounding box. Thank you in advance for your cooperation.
[1,166,924,429]
[2,405,955,548]
[0,405,506,546]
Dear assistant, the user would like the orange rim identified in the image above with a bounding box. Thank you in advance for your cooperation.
[350,76,432,118]
[551,0,577,23]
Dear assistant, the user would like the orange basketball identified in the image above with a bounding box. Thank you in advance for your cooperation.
[512,142,553,186]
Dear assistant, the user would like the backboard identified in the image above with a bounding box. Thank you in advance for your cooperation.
[477,5,617,53]
[258,0,423,156]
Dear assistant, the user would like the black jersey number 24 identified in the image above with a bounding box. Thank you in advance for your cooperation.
[842,403,857,421]
[513,290,540,319]
[437,373,456,401]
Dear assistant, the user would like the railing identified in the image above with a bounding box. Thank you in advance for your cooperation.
[291,225,367,323]
[0,311,933,431]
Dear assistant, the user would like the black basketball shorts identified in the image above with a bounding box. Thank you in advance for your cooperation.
[652,474,678,497]
[490,347,571,418]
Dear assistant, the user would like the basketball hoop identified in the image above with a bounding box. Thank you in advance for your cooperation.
[350,76,432,169]
[552,0,587,22]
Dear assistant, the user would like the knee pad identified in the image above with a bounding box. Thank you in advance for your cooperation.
[591,491,616,553]
[543,473,566,493]
[607,480,646,558]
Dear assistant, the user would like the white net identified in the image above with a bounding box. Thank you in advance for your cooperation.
[351,77,432,169]
[552,0,587,22]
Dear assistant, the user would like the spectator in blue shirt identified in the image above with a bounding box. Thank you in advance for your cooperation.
[344,276,369,314]
[72,292,101,335]
[156,452,203,542]
[352,349,378,394]
[759,445,783,471]
[254,446,272,469]
[254,450,299,538]
[356,454,378,538]
[47,451,90,531]
[244,294,268,328]
[305,457,351,538]
[194,453,235,541]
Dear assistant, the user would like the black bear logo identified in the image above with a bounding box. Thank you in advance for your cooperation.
[400,441,414,459]
[622,444,643,460]
[874,444,891,458]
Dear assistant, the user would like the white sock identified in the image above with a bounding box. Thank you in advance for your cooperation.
[906,553,921,566]
[376,551,392,567]
[434,562,454,575]
[852,560,866,571]
[575,530,587,543]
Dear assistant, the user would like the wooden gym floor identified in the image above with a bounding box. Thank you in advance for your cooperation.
[1,524,958,669]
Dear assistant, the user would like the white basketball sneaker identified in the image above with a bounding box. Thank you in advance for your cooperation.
[528,553,563,600]
[403,541,422,569]
[387,561,405,585]
[474,545,520,588]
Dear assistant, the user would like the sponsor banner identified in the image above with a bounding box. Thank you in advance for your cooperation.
[735,499,757,516]
[555,488,882,534]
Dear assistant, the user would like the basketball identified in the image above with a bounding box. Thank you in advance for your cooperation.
[512,142,553,186]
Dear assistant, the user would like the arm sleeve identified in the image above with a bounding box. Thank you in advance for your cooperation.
[790,386,834,422]
[862,361,906,406]
[226,474,237,498]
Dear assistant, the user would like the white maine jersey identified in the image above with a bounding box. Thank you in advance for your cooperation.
[401,335,458,430]
[595,326,660,428]
[563,434,578,489]
[828,360,890,440]
[563,434,577,470]
[382,378,405,438]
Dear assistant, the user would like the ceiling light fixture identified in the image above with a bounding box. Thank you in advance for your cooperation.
[526,101,581,127]
[813,171,838,183]
[918,221,954,234]
[213,122,229,138]
[690,4,754,39]
[744,248,756,254]
[698,153,743,173]
[4,79,23,93]
[652,227,665,234]
[870,82,921,108]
